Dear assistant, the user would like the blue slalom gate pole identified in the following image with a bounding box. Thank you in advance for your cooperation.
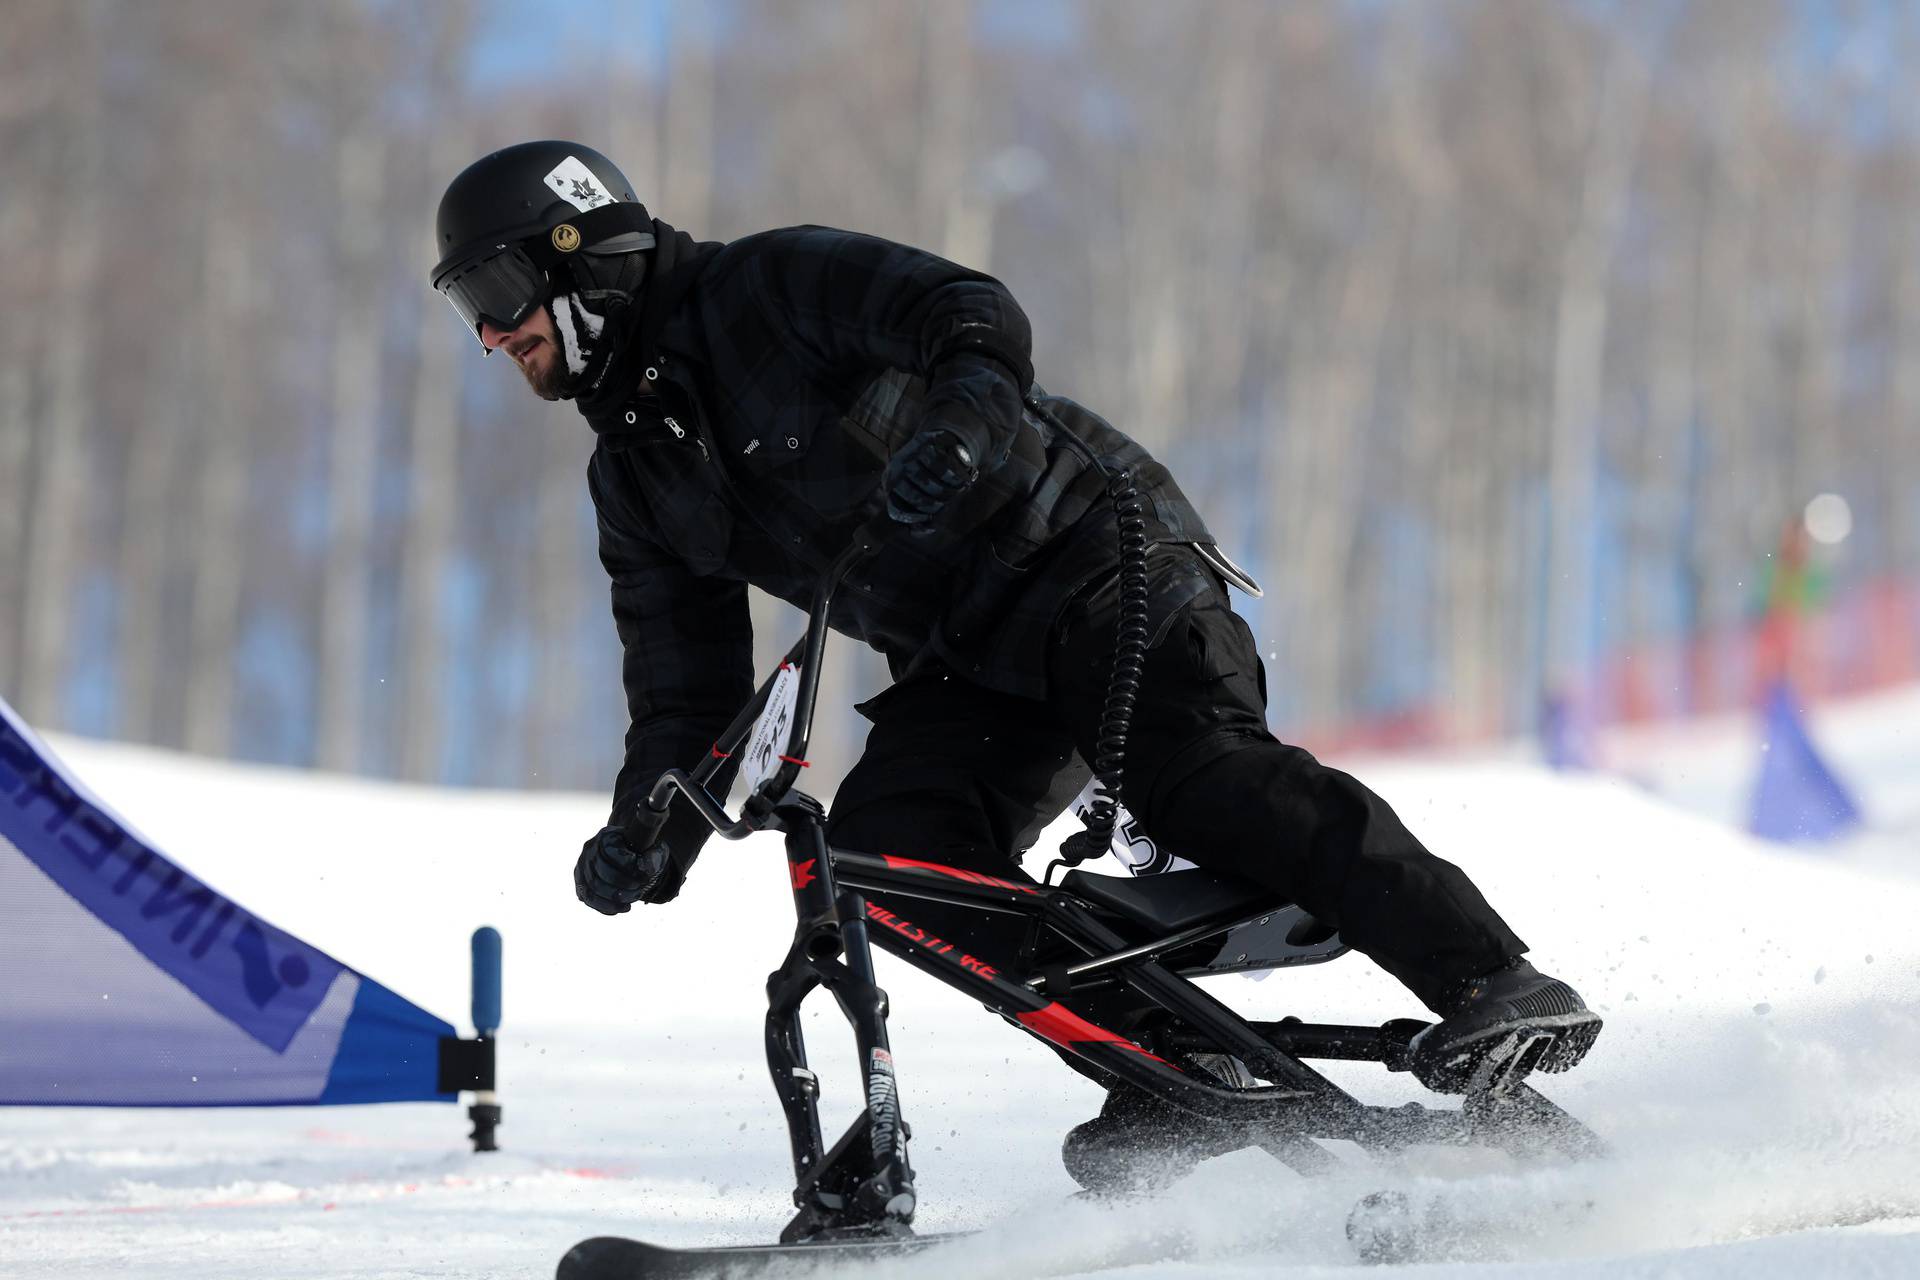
[467,926,502,1150]
[472,926,503,1035]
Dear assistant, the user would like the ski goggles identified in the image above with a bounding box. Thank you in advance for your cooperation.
[433,246,550,351]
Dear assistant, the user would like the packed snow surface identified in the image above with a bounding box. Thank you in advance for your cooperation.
[4,688,1918,1278]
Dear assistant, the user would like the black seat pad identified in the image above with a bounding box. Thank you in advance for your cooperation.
[1059,867,1285,934]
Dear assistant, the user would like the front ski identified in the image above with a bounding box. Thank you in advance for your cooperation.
[556,1214,1189,1280]
[555,1231,972,1280]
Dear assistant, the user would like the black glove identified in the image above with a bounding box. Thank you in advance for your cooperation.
[884,425,980,526]
[574,825,676,915]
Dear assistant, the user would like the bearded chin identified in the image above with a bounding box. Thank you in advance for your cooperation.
[519,352,569,401]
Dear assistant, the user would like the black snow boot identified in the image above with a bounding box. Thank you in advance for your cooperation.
[1408,958,1601,1094]
[1061,1064,1251,1195]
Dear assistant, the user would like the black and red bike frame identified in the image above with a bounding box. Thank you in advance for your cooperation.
[629,529,1599,1242]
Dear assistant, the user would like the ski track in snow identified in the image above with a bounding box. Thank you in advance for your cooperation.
[4,697,1919,1278]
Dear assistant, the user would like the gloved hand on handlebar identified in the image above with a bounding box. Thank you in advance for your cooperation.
[574,824,683,914]
[884,425,981,526]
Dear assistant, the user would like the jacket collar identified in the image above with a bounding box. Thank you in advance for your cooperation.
[631,218,720,370]
[577,218,722,438]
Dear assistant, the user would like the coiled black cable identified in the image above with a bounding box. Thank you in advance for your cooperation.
[1024,395,1153,869]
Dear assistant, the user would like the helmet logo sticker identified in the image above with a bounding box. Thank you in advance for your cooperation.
[542,156,616,212]
[552,224,582,253]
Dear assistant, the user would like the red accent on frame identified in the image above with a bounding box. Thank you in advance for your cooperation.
[789,859,817,891]
[709,744,732,760]
[779,755,811,767]
[879,855,1039,895]
[1015,1003,1176,1066]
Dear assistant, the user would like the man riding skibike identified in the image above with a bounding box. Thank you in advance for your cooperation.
[430,140,1601,1188]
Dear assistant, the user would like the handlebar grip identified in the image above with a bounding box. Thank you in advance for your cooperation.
[623,801,671,850]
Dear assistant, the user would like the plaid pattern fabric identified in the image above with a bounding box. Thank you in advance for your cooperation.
[580,222,1213,838]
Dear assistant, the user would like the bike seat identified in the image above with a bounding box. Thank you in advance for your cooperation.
[1059,867,1286,934]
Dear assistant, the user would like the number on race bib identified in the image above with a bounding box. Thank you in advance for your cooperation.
[1068,779,1194,876]
[741,664,802,798]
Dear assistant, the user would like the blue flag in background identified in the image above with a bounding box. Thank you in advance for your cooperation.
[1748,679,1864,844]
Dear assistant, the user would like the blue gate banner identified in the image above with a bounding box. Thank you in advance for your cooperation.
[0,697,454,1106]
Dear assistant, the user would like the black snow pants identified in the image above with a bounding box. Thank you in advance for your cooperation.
[825,544,1526,1017]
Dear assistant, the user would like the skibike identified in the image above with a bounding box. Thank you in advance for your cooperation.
[559,483,1605,1279]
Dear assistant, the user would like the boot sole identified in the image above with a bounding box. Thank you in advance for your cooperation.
[1412,1011,1602,1094]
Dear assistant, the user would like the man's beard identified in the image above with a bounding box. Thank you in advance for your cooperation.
[515,339,571,401]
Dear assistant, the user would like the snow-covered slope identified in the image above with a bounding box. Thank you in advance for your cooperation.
[4,700,1918,1278]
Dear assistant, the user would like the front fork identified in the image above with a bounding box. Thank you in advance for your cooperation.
[763,797,916,1242]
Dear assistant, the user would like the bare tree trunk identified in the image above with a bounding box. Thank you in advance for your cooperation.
[528,429,591,782]
[1379,3,1482,736]
[1085,8,1204,454]
[1789,98,1854,502]
[607,20,661,205]
[115,332,198,746]
[918,0,978,263]
[400,123,471,783]
[1117,211,1189,456]
[0,363,29,699]
[1692,33,1767,670]
[1885,12,1920,577]
[117,98,224,745]
[1290,207,1402,723]
[0,114,45,699]
[395,323,457,783]
[1636,132,1703,710]
[1190,6,1272,419]
[17,8,103,727]
[1437,313,1498,738]
[182,193,253,757]
[394,3,474,782]
[1885,161,1920,575]
[660,2,714,232]
[315,129,388,773]
[1544,35,1650,692]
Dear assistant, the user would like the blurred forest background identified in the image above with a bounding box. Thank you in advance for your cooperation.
[3,0,1919,796]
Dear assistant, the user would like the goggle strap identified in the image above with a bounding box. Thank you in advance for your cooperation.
[521,203,658,270]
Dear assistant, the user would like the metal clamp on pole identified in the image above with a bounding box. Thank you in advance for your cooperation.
[436,925,503,1152]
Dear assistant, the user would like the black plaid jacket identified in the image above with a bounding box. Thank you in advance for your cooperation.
[577,221,1215,853]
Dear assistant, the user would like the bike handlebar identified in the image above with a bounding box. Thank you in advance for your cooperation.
[630,514,893,846]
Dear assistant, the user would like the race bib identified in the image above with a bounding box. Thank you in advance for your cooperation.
[741,664,801,798]
[1068,779,1194,876]
[1067,778,1266,979]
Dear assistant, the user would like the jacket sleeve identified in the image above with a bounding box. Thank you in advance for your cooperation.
[590,453,753,885]
[743,227,1034,469]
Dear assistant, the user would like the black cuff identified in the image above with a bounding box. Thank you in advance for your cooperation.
[933,336,1033,393]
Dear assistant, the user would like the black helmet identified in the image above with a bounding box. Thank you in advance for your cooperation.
[430,140,655,348]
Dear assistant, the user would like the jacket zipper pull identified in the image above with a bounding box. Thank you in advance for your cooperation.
[663,416,686,440]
